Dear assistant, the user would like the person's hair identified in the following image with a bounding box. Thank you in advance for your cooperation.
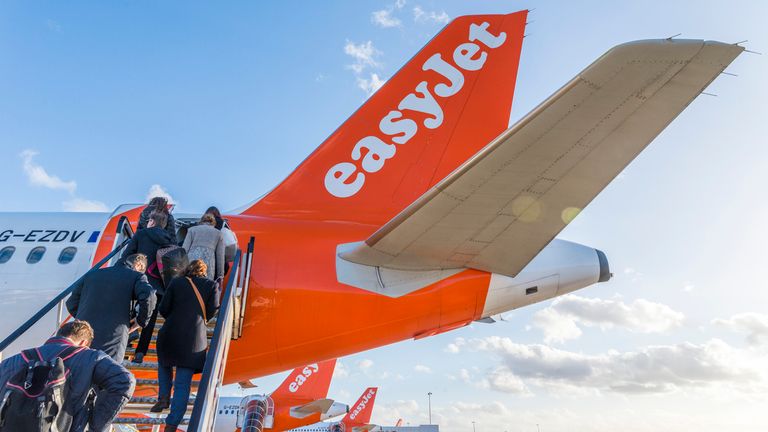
[124,253,147,269]
[186,259,208,278]
[205,206,221,219]
[149,211,168,229]
[148,197,169,214]
[57,320,94,345]
[200,213,216,226]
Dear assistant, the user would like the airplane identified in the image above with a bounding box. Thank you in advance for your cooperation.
[0,9,744,392]
[213,359,348,432]
[288,387,379,432]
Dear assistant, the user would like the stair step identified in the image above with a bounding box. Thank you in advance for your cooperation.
[124,360,159,370]
[128,396,196,405]
[113,417,190,425]
[135,378,200,388]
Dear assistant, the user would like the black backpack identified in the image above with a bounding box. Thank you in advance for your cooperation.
[0,345,84,432]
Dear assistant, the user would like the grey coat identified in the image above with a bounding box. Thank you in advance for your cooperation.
[0,337,135,432]
[182,225,225,280]
[66,262,156,362]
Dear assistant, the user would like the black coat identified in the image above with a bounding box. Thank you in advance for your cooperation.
[122,226,174,294]
[0,337,135,432]
[156,276,220,372]
[137,206,178,244]
[66,262,156,362]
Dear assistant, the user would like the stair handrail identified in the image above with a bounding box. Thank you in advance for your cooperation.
[0,234,133,352]
[188,249,242,431]
[237,237,255,338]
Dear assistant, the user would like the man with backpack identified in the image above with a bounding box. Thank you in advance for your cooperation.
[65,253,156,362]
[0,320,135,432]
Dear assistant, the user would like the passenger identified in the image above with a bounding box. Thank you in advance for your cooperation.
[204,206,225,230]
[138,196,178,244]
[182,213,225,281]
[205,205,237,273]
[65,253,156,362]
[122,211,174,363]
[0,320,135,432]
[151,260,220,432]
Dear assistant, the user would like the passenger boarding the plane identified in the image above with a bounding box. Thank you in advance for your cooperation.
[123,211,173,363]
[151,259,220,432]
[65,253,156,362]
[205,206,238,273]
[182,213,225,281]
[138,196,178,244]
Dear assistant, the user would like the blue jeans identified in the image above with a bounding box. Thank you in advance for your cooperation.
[158,365,194,426]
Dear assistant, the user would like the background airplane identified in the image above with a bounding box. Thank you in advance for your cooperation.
[289,387,379,432]
[213,359,348,432]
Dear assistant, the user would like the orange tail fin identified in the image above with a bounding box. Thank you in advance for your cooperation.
[243,11,528,226]
[270,359,337,401]
[343,387,378,426]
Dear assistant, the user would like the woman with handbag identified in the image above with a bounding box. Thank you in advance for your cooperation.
[150,260,220,432]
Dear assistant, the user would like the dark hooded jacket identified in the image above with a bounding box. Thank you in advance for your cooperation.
[157,276,220,372]
[121,226,173,293]
[0,337,135,432]
[137,206,177,245]
[65,261,156,361]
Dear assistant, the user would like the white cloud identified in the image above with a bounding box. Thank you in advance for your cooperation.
[356,73,386,96]
[412,6,450,24]
[333,361,349,379]
[467,336,765,395]
[344,41,386,96]
[20,150,77,194]
[62,198,109,212]
[714,313,768,347]
[445,337,466,353]
[344,40,381,74]
[487,366,529,394]
[394,0,406,9]
[372,9,401,28]
[414,364,432,374]
[19,149,110,212]
[357,359,374,372]
[145,184,175,204]
[532,295,685,343]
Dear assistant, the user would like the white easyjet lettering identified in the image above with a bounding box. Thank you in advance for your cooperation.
[349,389,376,420]
[324,21,507,198]
[288,363,320,393]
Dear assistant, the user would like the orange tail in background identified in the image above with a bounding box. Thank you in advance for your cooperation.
[342,387,378,426]
[244,11,528,226]
[270,359,337,402]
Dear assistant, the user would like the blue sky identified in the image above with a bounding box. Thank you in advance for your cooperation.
[2,1,768,431]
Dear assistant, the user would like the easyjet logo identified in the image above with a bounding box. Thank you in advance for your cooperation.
[324,21,507,198]
[349,388,376,420]
[288,364,320,393]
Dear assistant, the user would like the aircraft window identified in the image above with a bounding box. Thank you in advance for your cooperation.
[27,246,46,264]
[58,247,77,264]
[0,246,15,264]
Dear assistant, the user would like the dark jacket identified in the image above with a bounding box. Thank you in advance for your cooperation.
[157,276,220,372]
[137,206,177,244]
[65,262,156,362]
[122,226,174,293]
[0,337,135,432]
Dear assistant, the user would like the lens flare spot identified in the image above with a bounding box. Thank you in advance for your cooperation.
[561,207,581,224]
[511,195,541,223]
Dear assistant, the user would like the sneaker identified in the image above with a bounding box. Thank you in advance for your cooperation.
[133,352,144,364]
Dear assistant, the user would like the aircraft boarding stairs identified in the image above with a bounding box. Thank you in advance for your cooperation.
[0,217,256,432]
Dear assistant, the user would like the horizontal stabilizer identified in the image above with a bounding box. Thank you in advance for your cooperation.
[342,39,743,277]
[290,398,336,419]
